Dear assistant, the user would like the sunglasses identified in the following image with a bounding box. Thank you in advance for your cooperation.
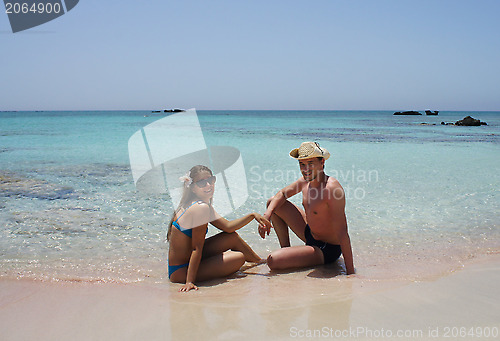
[194,175,216,188]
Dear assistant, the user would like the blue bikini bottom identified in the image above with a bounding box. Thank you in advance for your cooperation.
[168,262,189,278]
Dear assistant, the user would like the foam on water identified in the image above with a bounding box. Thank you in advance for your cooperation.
[0,111,499,283]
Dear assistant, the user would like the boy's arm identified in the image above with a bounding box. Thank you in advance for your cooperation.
[260,179,304,238]
[328,182,355,275]
[263,179,304,219]
[339,232,355,275]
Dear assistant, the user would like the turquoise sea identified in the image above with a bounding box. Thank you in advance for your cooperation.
[1,110,499,283]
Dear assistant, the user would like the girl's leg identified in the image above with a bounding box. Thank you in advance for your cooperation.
[170,232,261,284]
[195,251,245,282]
[203,232,261,263]
[168,251,245,283]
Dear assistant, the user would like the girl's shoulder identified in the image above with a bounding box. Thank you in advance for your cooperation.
[175,201,208,219]
[185,200,211,215]
[186,201,213,228]
[193,200,210,208]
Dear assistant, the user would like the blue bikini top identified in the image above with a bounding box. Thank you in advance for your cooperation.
[172,201,208,238]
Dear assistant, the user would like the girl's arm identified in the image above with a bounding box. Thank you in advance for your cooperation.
[211,213,270,233]
[179,224,207,292]
[179,203,211,292]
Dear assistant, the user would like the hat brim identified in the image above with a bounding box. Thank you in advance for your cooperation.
[289,148,330,160]
[289,148,300,159]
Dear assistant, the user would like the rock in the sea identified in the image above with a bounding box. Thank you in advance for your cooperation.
[455,116,487,126]
[425,110,439,115]
[164,108,185,113]
[394,111,422,115]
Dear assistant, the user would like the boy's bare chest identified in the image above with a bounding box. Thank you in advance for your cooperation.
[302,187,329,215]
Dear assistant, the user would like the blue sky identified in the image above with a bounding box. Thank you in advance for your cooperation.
[1,0,499,111]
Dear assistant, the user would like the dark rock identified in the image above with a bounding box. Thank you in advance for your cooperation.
[164,108,185,113]
[394,111,422,115]
[455,116,488,126]
[425,110,439,115]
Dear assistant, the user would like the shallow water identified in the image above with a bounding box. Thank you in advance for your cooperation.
[0,110,499,283]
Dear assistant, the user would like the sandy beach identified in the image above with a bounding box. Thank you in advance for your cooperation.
[1,253,498,341]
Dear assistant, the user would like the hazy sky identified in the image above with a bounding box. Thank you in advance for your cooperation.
[1,0,499,111]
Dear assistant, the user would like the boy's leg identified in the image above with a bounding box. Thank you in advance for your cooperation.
[267,245,324,270]
[267,198,308,246]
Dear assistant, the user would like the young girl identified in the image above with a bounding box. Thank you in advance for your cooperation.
[167,165,270,292]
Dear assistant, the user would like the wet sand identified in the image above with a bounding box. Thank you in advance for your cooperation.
[0,254,499,341]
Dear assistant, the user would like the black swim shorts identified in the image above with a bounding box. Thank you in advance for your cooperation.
[304,224,341,264]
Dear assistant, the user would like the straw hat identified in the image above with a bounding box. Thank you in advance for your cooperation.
[289,142,330,160]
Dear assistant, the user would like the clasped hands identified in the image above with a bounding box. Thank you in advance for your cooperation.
[255,213,272,238]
